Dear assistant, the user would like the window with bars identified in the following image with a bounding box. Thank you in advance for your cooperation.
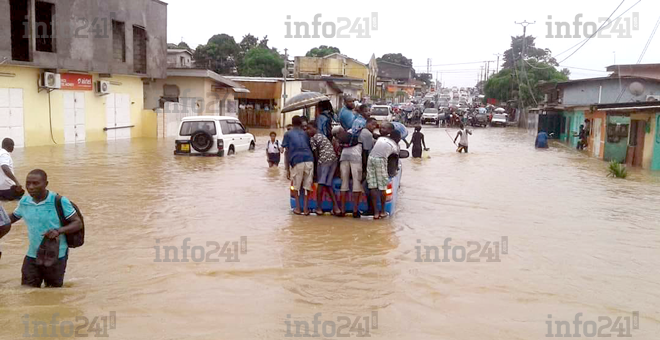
[133,26,147,74]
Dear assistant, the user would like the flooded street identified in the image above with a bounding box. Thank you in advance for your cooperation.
[1,127,659,339]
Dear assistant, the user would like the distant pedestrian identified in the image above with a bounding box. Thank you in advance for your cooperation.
[266,132,283,167]
[536,130,549,149]
[0,169,83,288]
[282,116,315,215]
[411,126,428,158]
[577,125,587,150]
[454,124,472,153]
[307,122,340,216]
[0,138,24,201]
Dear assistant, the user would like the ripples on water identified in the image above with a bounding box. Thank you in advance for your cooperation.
[0,127,658,339]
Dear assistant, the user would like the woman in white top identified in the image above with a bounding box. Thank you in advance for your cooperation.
[266,132,283,167]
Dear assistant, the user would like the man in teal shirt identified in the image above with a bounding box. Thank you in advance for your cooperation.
[0,169,82,288]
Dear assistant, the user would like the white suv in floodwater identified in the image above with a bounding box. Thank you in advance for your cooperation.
[174,116,255,156]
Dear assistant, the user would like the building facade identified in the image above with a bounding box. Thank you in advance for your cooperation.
[540,76,660,170]
[0,0,167,147]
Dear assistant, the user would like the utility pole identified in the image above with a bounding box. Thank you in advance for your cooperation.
[514,20,535,123]
[493,53,502,74]
[515,20,536,58]
[282,48,289,125]
[480,66,484,83]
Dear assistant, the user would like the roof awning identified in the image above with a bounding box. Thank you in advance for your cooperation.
[233,88,250,93]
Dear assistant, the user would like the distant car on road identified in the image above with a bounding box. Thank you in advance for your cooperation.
[490,113,508,127]
[422,108,440,125]
[174,116,255,156]
[370,105,394,123]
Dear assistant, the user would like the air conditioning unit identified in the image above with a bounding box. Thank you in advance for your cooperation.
[41,72,61,89]
[646,95,660,102]
[95,80,111,95]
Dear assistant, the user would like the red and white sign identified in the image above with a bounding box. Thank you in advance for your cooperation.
[60,73,93,91]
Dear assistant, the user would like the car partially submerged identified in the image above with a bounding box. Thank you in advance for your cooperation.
[174,116,256,156]
[290,150,410,216]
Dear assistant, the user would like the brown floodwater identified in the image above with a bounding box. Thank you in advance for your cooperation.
[0,127,659,339]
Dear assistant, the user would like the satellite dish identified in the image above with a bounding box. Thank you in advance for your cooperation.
[628,82,645,96]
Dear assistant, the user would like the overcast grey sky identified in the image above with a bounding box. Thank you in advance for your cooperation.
[165,0,660,87]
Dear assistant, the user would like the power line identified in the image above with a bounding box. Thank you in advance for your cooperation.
[637,15,660,63]
[558,0,627,64]
[554,0,641,58]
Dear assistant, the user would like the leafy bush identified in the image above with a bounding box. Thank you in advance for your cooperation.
[607,160,628,179]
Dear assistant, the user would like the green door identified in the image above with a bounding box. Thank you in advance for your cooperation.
[652,114,660,170]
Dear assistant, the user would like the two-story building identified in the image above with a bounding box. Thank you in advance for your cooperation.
[293,53,378,100]
[376,60,415,101]
[0,0,168,147]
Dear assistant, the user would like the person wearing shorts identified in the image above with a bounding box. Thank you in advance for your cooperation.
[339,141,364,217]
[308,122,340,216]
[367,125,400,219]
[282,116,315,215]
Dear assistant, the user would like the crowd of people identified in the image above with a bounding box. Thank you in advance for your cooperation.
[269,96,422,218]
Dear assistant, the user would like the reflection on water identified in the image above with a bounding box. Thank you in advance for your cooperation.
[0,128,659,339]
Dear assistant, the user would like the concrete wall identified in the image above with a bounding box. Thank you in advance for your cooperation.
[630,112,658,169]
[167,51,192,68]
[653,114,660,170]
[0,0,167,79]
[143,76,234,116]
[0,65,147,147]
[562,78,660,106]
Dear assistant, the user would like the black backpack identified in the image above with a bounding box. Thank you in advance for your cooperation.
[55,195,85,248]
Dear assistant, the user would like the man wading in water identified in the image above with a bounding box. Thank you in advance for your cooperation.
[454,124,472,153]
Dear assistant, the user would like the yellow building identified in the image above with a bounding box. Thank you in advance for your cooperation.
[0,0,167,148]
[293,53,378,99]
[0,68,156,147]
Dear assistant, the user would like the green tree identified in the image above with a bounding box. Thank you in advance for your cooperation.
[502,35,558,70]
[485,59,568,108]
[305,45,341,57]
[377,53,413,67]
[193,34,240,75]
[241,47,285,77]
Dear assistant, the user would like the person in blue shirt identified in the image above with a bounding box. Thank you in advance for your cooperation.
[0,169,82,288]
[536,130,549,149]
[338,96,358,131]
[282,116,315,215]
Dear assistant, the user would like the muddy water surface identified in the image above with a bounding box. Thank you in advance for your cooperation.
[0,127,659,339]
